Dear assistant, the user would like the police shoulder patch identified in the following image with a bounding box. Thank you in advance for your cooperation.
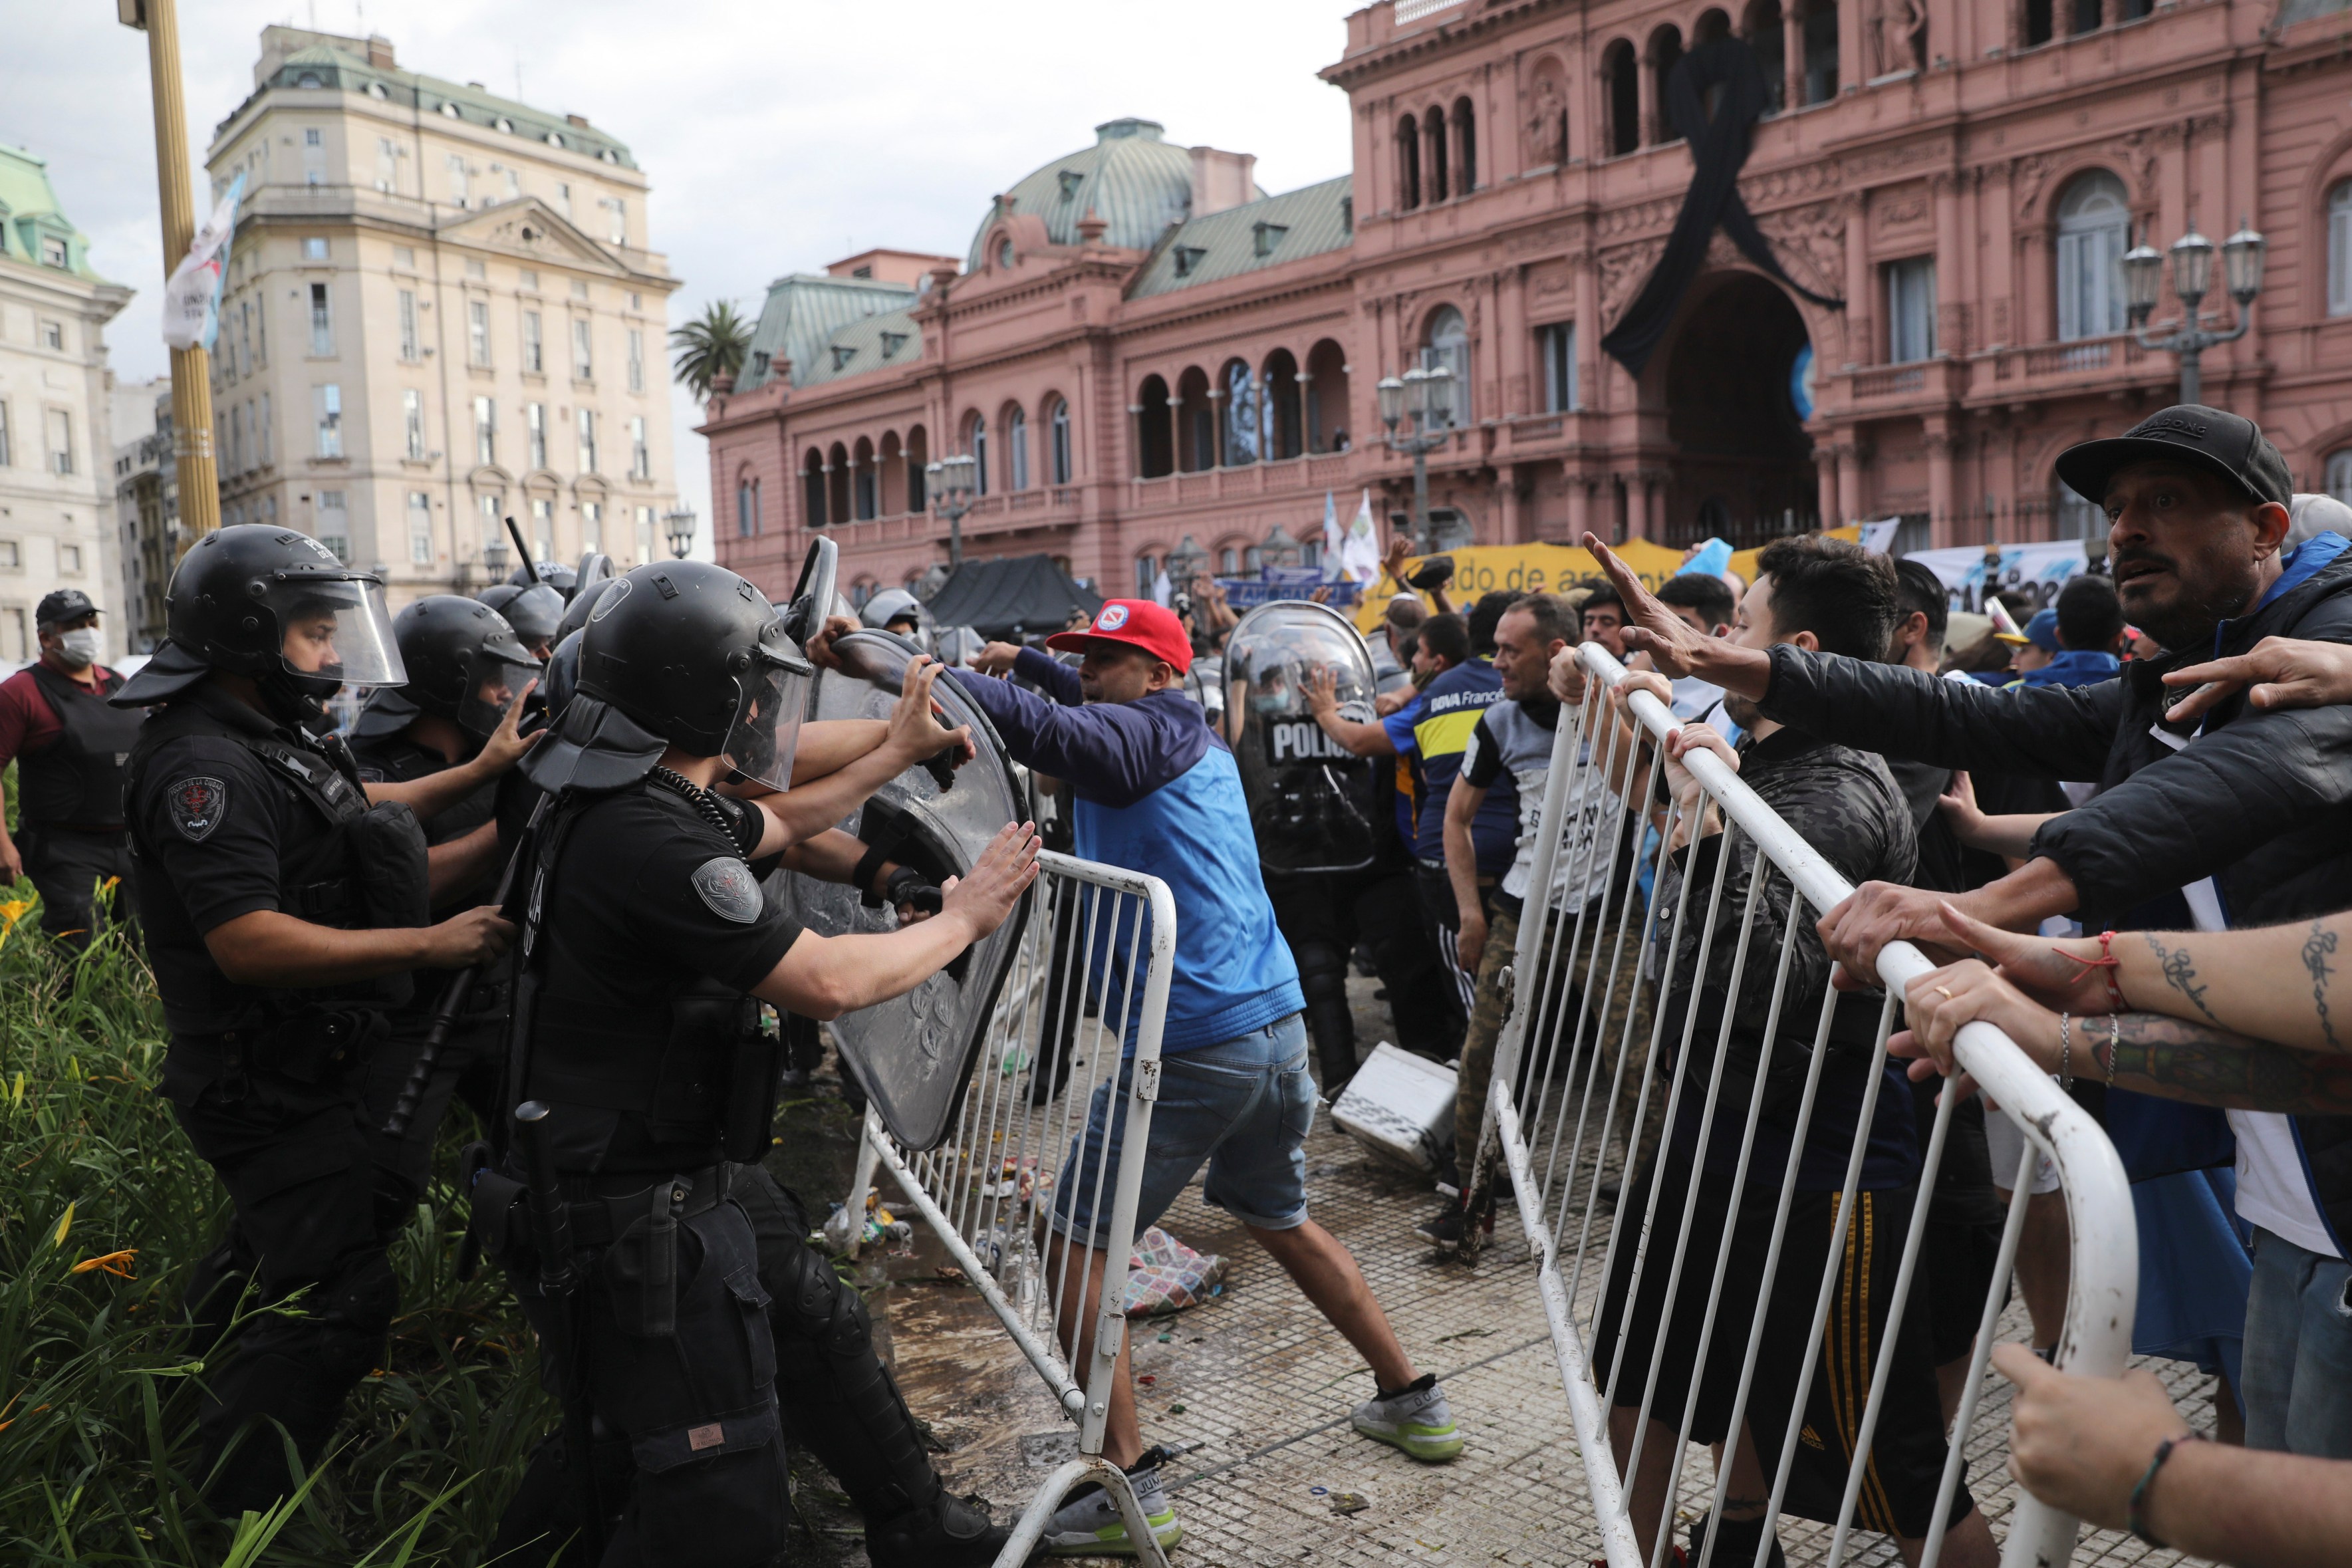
[167,776,229,842]
[690,857,763,924]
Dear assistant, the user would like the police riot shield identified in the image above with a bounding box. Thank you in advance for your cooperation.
[1223,600,1380,876]
[776,630,1029,1150]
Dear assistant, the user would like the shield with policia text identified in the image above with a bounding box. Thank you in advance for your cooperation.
[775,628,1031,1150]
[1222,599,1380,876]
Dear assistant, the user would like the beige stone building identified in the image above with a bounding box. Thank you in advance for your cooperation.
[203,27,683,606]
[0,143,131,665]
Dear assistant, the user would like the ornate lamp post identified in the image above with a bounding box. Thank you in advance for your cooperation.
[1376,362,1456,553]
[1166,534,1208,594]
[1261,522,1301,572]
[482,534,509,585]
[927,452,978,571]
[662,503,698,561]
[2123,217,2266,406]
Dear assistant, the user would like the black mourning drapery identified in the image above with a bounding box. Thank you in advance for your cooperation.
[1599,39,1844,380]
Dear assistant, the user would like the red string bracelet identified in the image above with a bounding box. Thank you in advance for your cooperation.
[2051,929,2129,1013]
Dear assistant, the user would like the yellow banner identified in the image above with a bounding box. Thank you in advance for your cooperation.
[1349,531,1860,633]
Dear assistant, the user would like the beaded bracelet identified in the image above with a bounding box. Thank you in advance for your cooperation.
[2058,1011,2073,1089]
[2127,1430,2202,1547]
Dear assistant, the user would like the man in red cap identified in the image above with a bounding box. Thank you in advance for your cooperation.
[958,605,1464,1555]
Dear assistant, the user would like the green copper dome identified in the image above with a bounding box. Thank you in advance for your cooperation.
[966,118,1250,269]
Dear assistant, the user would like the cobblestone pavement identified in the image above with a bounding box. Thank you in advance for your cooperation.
[854,977,2218,1567]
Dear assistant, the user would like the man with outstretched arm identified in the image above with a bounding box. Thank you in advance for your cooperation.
[1561,403,2352,1461]
[955,599,1466,1557]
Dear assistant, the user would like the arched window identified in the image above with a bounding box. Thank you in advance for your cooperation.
[737,475,759,538]
[826,441,850,525]
[906,424,929,509]
[802,449,826,529]
[1222,359,1259,466]
[2327,449,2352,505]
[1396,114,1422,210]
[1801,0,1839,104]
[966,413,989,496]
[1696,8,1732,43]
[1219,547,1239,574]
[2055,171,2130,342]
[1649,27,1685,145]
[1452,96,1478,196]
[878,430,904,514]
[2329,180,2352,319]
[1603,41,1639,157]
[1426,105,1451,203]
[1175,366,1213,471]
[1263,348,1303,460]
[1424,305,1472,422]
[2054,479,2103,542]
[850,579,875,610]
[1136,376,1174,478]
[852,436,877,520]
[1048,398,1073,484]
[1305,339,1350,454]
[1746,0,1787,112]
[1134,552,1161,598]
[1006,404,1029,490]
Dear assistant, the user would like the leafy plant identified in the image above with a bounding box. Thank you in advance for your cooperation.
[670,299,755,401]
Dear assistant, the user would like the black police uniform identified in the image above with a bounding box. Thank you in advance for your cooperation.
[348,722,509,1212]
[15,660,144,944]
[484,770,978,1567]
[123,677,430,1512]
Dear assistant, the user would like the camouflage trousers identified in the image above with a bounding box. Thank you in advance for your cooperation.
[1456,902,1667,1198]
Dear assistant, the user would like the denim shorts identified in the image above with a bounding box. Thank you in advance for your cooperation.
[1051,1012,1314,1247]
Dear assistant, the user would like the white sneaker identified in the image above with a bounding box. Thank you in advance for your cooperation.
[1351,1374,1466,1462]
[1039,1450,1183,1557]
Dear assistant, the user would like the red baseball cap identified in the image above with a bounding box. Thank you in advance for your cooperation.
[1045,598,1194,669]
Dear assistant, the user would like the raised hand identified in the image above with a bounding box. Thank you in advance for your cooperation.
[941,821,1042,940]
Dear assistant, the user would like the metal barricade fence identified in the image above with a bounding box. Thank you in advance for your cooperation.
[1470,644,2137,1568]
[839,849,1178,1568]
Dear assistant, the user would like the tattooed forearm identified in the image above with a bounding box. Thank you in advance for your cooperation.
[2303,920,2343,1053]
[2142,932,2222,1024]
[2093,1013,2352,1112]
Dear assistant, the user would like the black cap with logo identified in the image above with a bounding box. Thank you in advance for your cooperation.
[2055,404,2293,511]
[35,589,100,628]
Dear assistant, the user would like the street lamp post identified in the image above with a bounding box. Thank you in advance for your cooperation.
[482,535,509,585]
[2123,217,2267,407]
[1376,363,1456,553]
[1261,522,1301,572]
[927,453,978,571]
[662,503,698,561]
[1166,534,1208,595]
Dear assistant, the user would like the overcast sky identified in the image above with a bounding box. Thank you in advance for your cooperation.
[9,0,1357,557]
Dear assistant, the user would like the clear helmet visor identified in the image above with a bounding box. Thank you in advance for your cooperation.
[268,571,407,690]
[721,642,816,792]
[455,639,543,739]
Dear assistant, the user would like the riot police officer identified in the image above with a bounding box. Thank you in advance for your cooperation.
[348,594,543,1213]
[481,579,566,660]
[481,559,1035,1567]
[112,526,516,1513]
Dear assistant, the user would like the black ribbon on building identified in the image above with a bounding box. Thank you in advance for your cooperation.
[1600,39,1845,380]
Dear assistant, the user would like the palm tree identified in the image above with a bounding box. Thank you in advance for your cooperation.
[670,299,753,400]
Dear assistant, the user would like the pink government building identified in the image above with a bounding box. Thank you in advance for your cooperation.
[704,0,2352,606]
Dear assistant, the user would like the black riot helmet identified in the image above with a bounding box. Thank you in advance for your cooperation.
[390,594,541,741]
[577,561,814,790]
[114,523,405,714]
[510,561,579,600]
[554,575,618,645]
[478,581,565,656]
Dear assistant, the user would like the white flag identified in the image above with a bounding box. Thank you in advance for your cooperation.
[162,172,245,353]
[1319,491,1344,580]
[1857,518,1902,555]
[1150,568,1172,607]
[1339,489,1382,584]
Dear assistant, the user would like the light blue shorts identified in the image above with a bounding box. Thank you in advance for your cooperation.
[1051,1012,1314,1246]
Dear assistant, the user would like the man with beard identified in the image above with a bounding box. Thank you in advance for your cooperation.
[1565,404,2352,1459]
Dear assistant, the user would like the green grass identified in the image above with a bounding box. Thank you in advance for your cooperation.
[0,886,552,1564]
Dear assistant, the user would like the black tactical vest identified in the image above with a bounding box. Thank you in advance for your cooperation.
[20,664,145,829]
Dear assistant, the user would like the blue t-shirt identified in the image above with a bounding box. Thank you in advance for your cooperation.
[1393,660,1516,874]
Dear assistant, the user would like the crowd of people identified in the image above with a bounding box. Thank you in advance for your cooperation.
[7,397,2352,1565]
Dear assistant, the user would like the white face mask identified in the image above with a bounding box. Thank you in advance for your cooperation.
[55,628,101,668]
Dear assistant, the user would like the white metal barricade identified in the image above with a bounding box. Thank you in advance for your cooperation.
[1470,645,2137,1568]
[839,849,1178,1568]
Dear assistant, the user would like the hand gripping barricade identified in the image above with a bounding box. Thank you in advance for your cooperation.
[1468,645,2137,1568]
[836,851,1179,1568]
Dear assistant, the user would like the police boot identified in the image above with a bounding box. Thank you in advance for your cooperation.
[864,1489,1008,1567]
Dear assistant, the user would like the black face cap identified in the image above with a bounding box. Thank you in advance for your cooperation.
[36,588,99,628]
[2055,404,2294,513]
